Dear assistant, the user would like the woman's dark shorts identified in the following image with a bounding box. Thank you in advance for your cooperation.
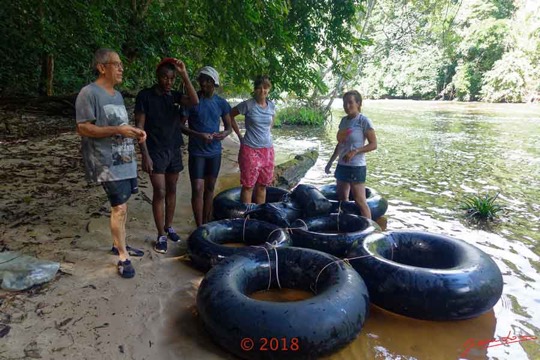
[335,164,367,183]
[189,154,222,179]
[150,148,183,174]
[101,178,138,207]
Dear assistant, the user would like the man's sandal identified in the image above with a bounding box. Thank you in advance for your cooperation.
[111,245,145,257]
[117,259,135,278]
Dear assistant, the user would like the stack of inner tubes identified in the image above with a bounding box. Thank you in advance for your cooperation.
[212,184,389,226]
[212,187,292,220]
[191,184,503,359]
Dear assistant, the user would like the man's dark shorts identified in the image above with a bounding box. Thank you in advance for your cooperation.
[102,178,138,207]
[189,154,222,179]
[150,148,184,174]
[335,164,367,183]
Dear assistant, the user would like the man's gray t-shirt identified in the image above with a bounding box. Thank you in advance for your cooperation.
[337,113,374,167]
[75,83,137,183]
[236,98,275,148]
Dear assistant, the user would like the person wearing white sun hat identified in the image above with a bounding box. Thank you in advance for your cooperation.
[180,66,232,226]
[198,66,220,86]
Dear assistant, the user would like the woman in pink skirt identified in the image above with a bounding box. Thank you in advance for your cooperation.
[230,75,275,204]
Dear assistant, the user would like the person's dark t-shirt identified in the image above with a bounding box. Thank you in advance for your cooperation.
[135,86,184,152]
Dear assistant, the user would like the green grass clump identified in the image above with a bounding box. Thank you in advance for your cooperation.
[275,106,325,127]
[460,192,503,221]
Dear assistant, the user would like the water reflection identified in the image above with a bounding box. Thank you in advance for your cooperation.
[327,307,497,360]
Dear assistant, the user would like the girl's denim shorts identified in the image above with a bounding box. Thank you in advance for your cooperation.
[335,164,367,183]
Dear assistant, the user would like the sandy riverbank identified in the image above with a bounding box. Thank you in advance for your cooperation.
[0,129,242,359]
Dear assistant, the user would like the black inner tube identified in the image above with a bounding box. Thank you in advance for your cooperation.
[187,219,291,271]
[204,220,283,246]
[302,214,373,233]
[213,187,291,220]
[318,184,388,220]
[372,234,463,269]
[290,214,376,257]
[197,247,370,359]
[238,251,335,296]
[347,231,504,321]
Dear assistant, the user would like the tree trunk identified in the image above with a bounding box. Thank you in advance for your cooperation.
[38,54,54,96]
[272,149,319,189]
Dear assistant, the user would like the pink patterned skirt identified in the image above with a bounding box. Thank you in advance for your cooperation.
[238,144,275,187]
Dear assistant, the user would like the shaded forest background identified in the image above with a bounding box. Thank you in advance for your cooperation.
[0,0,538,105]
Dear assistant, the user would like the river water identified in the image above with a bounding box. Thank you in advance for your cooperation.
[270,100,540,360]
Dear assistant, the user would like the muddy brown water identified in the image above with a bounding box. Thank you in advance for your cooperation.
[207,100,540,359]
[250,288,314,302]
[222,242,248,248]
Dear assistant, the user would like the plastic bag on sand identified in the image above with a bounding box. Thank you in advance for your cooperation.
[0,251,60,291]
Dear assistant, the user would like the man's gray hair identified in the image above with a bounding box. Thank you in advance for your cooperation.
[92,48,116,76]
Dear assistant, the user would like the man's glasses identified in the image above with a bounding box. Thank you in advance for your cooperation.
[103,62,124,69]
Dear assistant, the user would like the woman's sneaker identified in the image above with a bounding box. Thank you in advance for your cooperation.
[154,235,168,254]
[117,259,135,278]
[165,226,181,242]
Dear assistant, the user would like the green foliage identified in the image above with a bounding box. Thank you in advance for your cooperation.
[361,45,443,99]
[1,0,538,104]
[275,106,326,127]
[347,0,539,103]
[348,0,458,99]
[0,0,98,94]
[0,0,363,97]
[452,62,482,101]
[481,51,533,102]
[460,192,503,221]
[451,18,510,100]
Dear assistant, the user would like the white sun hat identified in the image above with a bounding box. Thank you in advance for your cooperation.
[198,66,220,87]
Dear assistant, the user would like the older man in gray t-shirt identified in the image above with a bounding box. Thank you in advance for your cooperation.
[76,82,137,183]
[75,48,146,279]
